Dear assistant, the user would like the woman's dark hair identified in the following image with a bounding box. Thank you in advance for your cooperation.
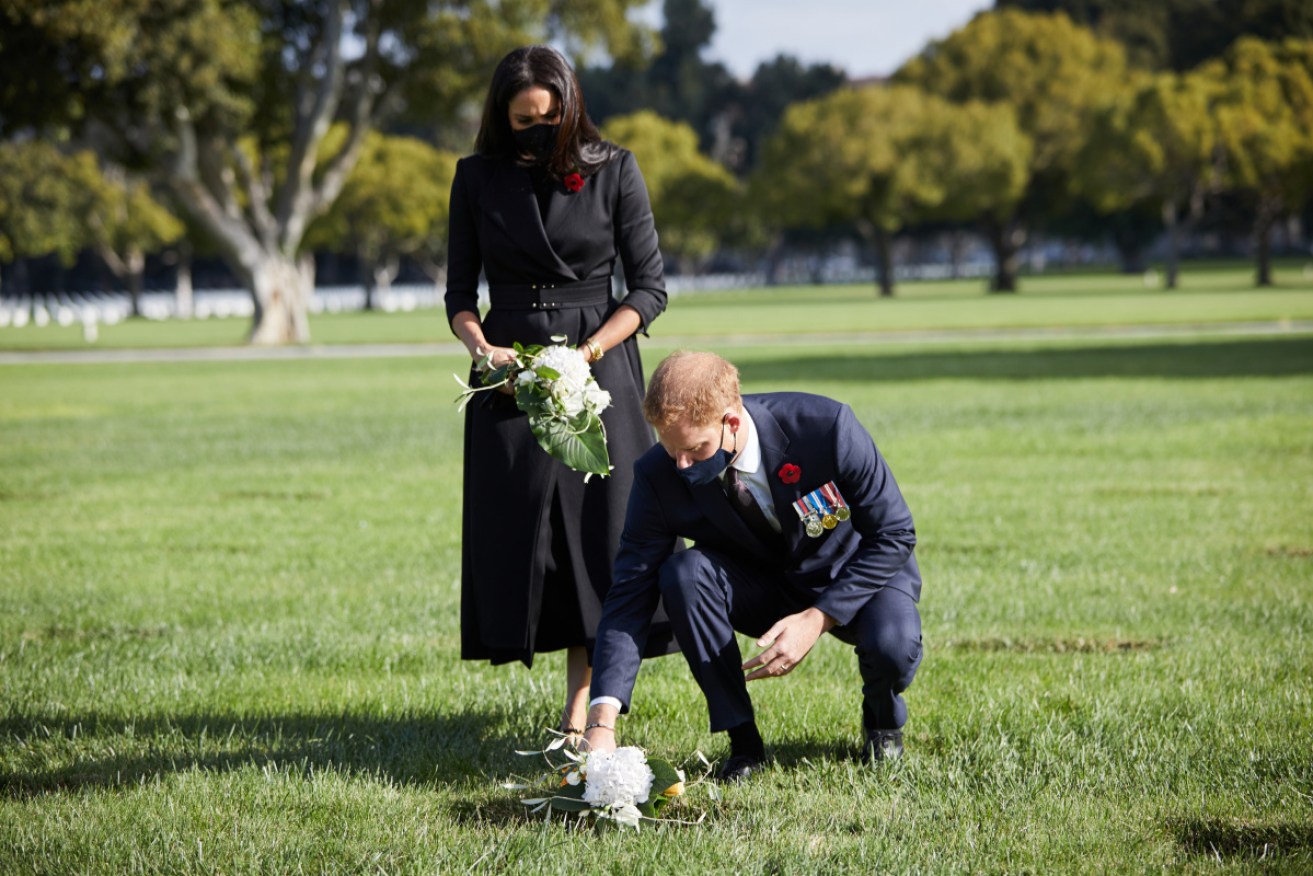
[475,45,619,176]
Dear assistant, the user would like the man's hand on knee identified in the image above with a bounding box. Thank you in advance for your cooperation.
[741,607,837,682]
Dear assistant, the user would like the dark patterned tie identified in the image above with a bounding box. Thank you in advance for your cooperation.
[725,467,779,545]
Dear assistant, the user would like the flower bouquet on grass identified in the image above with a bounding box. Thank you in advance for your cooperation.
[455,335,612,478]
[503,733,717,830]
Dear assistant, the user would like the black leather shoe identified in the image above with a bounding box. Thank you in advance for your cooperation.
[862,730,904,763]
[717,752,765,783]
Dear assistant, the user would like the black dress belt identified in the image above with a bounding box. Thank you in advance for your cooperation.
[488,277,612,311]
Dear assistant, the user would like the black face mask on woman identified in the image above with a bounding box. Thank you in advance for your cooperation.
[512,123,559,163]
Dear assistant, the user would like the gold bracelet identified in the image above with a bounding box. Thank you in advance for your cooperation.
[584,338,604,362]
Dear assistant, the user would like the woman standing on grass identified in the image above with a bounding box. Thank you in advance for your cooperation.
[444,45,677,736]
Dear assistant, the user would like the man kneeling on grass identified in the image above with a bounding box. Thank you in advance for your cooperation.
[582,351,924,781]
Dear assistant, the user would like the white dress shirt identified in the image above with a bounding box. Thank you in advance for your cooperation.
[724,407,782,533]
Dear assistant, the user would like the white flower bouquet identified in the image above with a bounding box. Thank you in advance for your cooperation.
[455,335,612,477]
[504,734,715,830]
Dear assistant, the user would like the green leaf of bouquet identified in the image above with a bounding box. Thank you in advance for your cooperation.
[536,366,562,380]
[547,797,593,813]
[646,758,683,813]
[516,386,552,416]
[555,780,587,800]
[531,414,610,476]
[482,365,511,387]
[648,759,682,795]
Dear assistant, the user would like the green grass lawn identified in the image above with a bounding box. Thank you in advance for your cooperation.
[1,296,1311,871]
[2,262,1311,351]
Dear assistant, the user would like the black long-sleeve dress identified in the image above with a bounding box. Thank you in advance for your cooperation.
[445,149,678,667]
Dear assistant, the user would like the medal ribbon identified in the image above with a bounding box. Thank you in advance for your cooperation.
[805,490,830,517]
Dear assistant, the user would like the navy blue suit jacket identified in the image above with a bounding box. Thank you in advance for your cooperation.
[592,392,921,708]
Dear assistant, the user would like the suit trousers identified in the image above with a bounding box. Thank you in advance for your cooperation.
[657,546,923,735]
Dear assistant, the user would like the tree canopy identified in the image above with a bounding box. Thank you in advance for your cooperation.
[0,140,87,270]
[995,0,1313,70]
[601,111,739,272]
[0,0,654,342]
[1072,70,1217,286]
[1202,36,1313,284]
[754,85,1029,296]
[896,9,1127,290]
[579,0,845,173]
[306,132,458,306]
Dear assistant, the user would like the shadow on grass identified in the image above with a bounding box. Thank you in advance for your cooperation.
[0,708,525,799]
[734,337,1313,383]
[765,737,864,770]
[1169,815,1313,860]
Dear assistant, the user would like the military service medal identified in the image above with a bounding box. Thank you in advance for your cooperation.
[821,482,851,521]
[803,492,832,534]
[794,482,853,537]
[804,488,837,529]
[792,497,823,537]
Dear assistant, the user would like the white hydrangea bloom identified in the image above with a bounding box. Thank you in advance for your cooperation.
[535,345,591,388]
[585,382,612,410]
[530,344,610,419]
[581,746,655,810]
[557,387,587,417]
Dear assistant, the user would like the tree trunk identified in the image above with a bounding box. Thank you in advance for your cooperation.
[247,253,313,345]
[1162,201,1180,290]
[1254,198,1279,288]
[376,255,398,293]
[984,218,1025,293]
[367,254,398,310]
[174,242,194,318]
[874,227,894,298]
[414,254,446,289]
[127,247,145,317]
[1256,228,1272,287]
[361,258,376,312]
[162,0,375,347]
[856,219,896,297]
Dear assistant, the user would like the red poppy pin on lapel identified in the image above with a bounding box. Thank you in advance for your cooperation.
[777,463,801,484]
[563,171,585,192]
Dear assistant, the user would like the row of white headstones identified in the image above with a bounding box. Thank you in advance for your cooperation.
[0,285,445,340]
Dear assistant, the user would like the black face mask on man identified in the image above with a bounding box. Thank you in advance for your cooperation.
[676,416,737,488]
[512,123,559,164]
